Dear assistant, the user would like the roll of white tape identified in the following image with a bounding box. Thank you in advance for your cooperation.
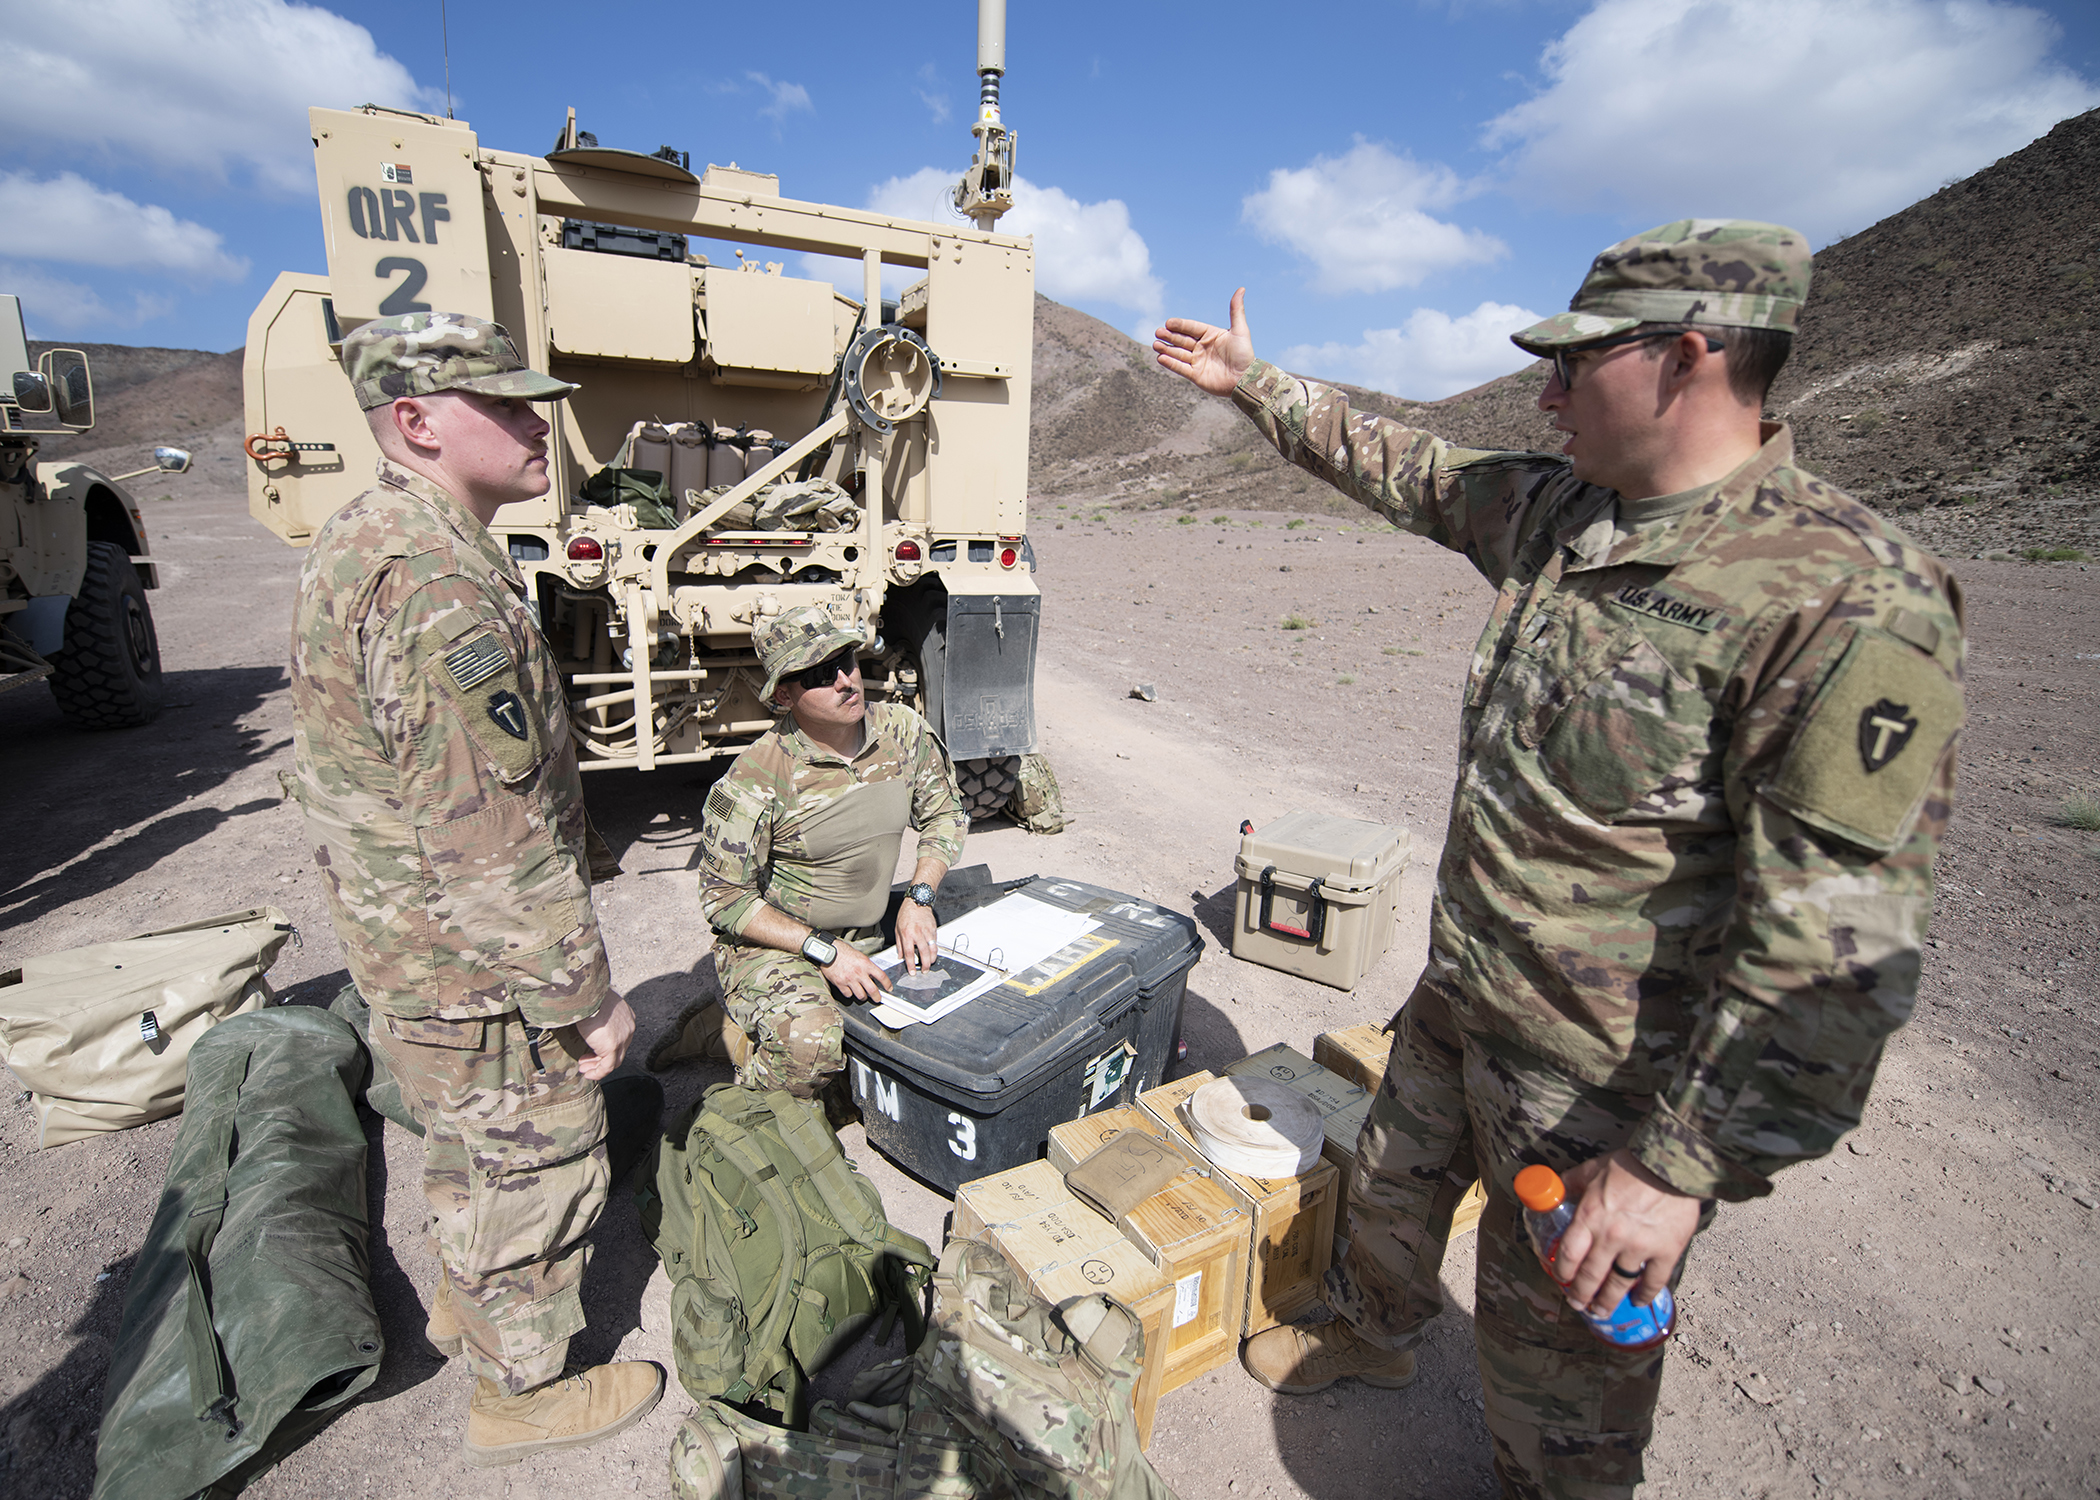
[1185,1076,1325,1178]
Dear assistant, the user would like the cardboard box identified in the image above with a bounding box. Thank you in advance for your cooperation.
[1226,1045,1370,1175]
[1308,1029,1488,1243]
[1046,1106,1171,1176]
[1139,1073,1338,1337]
[1231,812,1410,990]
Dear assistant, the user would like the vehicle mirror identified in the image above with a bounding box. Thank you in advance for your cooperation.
[154,446,192,474]
[43,350,92,428]
[11,370,52,413]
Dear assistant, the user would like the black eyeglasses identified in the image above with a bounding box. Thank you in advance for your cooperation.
[794,646,858,691]
[1552,330,1724,391]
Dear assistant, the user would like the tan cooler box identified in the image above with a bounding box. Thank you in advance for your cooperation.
[1232,812,1410,990]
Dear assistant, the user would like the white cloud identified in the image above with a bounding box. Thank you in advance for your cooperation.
[1279,301,1545,401]
[0,173,247,281]
[1485,0,2100,243]
[749,72,814,122]
[2,0,443,196]
[0,262,175,336]
[1242,140,1508,294]
[916,63,951,125]
[864,167,1163,320]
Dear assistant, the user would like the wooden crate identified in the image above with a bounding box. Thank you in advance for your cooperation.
[1044,1107,1247,1390]
[951,1158,1072,1244]
[1046,1106,1170,1175]
[1119,1175,1245,1391]
[981,1203,1171,1448]
[1308,1029,1489,1243]
[1313,1023,1393,1093]
[1226,1044,1369,1175]
[1139,1073,1338,1337]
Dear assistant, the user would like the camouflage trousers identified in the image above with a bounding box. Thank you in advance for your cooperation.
[714,925,882,1098]
[1325,976,1709,1499]
[366,1007,610,1395]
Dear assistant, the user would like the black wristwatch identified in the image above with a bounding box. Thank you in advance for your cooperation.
[904,880,937,909]
[800,930,839,967]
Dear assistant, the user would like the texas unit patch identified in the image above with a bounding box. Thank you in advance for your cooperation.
[1767,631,1960,852]
[1857,699,1918,772]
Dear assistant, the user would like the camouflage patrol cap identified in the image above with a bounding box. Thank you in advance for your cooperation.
[340,311,578,411]
[754,605,864,705]
[1510,219,1811,354]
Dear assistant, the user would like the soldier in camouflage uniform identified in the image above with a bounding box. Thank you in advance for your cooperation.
[656,605,967,1098]
[1155,221,1964,1497]
[290,311,663,1465]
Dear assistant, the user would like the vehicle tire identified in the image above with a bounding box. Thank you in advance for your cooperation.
[48,541,165,729]
[956,755,1020,821]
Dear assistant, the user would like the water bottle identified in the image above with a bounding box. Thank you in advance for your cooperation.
[1513,1163,1674,1350]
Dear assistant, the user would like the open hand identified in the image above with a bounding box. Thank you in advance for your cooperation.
[822,945,893,1003]
[1153,287,1256,397]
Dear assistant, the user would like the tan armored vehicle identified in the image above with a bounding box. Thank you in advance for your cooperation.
[243,1,1037,812]
[1,295,191,728]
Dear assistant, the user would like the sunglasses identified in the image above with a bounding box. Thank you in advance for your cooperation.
[1552,330,1725,391]
[794,646,859,691]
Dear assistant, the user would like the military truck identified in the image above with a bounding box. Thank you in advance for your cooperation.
[1,295,191,728]
[243,0,1037,813]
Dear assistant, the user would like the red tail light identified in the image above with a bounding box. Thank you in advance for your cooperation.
[999,547,1018,569]
[895,539,922,561]
[567,536,603,560]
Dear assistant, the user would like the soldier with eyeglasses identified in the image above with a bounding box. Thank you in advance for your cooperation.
[1155,221,1965,1497]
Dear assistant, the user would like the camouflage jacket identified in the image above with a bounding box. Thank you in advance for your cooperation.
[698,702,967,939]
[1235,360,1965,1201]
[289,460,609,1027]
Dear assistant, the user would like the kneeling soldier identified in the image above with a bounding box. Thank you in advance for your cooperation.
[657,606,967,1101]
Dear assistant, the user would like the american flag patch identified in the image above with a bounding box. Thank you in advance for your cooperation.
[444,634,509,693]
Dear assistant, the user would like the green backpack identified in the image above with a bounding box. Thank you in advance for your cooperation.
[669,1237,1178,1500]
[639,1083,935,1423]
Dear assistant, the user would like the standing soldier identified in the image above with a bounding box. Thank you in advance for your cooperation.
[1154,222,1964,1497]
[290,312,663,1466]
[652,605,967,1107]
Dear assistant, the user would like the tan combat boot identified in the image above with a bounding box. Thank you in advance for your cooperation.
[425,1277,461,1359]
[463,1362,666,1467]
[1240,1319,1417,1395]
[646,1001,750,1071]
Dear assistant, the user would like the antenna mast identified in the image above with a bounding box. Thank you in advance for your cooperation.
[440,0,454,119]
[953,0,1015,229]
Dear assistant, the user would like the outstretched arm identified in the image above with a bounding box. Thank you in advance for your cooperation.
[1153,287,1256,396]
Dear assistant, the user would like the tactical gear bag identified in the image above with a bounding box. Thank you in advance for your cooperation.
[581,465,679,529]
[1007,753,1069,834]
[326,982,424,1136]
[639,1083,936,1422]
[668,1237,1178,1500]
[92,1006,383,1500]
[0,906,296,1148]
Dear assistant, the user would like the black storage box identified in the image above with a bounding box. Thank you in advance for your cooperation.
[843,876,1201,1195]
[559,217,688,261]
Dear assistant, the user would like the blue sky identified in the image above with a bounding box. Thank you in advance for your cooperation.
[6,0,2097,399]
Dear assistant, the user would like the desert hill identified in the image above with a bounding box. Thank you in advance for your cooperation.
[26,342,243,477]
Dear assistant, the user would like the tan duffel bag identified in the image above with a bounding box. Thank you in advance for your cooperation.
[0,906,297,1148]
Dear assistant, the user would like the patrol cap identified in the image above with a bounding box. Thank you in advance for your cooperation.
[1510,219,1811,355]
[755,605,865,705]
[340,310,578,411]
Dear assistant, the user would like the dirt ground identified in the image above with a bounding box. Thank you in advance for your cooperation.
[2,472,2096,1500]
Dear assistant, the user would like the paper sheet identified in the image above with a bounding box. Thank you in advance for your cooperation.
[867,892,1102,1027]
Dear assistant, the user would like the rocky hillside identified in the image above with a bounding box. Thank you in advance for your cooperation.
[26,341,243,474]
[1027,108,2100,558]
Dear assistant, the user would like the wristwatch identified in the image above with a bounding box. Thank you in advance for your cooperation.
[800,930,838,967]
[904,880,937,909]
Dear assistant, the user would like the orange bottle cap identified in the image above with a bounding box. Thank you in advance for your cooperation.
[1514,1164,1565,1212]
